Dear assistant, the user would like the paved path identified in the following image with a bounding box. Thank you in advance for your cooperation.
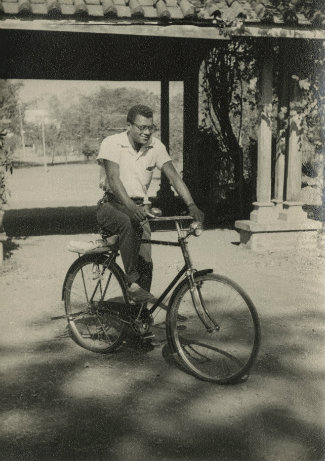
[0,230,324,461]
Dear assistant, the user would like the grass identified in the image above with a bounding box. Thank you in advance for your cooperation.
[7,162,161,209]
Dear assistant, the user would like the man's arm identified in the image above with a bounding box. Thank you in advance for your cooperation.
[103,159,146,222]
[162,161,204,222]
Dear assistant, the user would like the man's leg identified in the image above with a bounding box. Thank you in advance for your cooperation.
[137,220,153,292]
[97,201,141,285]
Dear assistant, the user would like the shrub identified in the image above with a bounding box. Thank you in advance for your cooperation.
[0,131,13,210]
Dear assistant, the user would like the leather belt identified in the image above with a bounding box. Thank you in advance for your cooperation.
[98,192,144,206]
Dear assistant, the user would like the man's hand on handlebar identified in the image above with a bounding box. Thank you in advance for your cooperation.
[128,201,147,222]
[188,203,205,223]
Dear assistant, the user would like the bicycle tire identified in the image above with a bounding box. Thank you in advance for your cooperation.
[64,253,128,353]
[166,273,261,384]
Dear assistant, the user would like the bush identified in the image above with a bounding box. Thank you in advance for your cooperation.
[0,131,13,210]
[82,143,97,160]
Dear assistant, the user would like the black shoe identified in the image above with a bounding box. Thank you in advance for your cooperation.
[127,283,155,304]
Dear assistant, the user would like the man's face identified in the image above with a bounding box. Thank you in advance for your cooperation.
[127,115,154,146]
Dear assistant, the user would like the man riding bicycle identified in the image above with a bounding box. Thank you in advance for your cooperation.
[96,104,204,304]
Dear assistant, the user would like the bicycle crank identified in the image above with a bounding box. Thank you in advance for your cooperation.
[132,309,154,336]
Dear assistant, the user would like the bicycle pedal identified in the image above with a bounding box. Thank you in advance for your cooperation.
[142,334,161,347]
[143,332,155,340]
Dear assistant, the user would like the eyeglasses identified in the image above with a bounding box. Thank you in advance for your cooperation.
[132,123,157,133]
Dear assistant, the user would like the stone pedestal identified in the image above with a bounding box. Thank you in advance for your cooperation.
[235,221,320,251]
[235,214,322,252]
[236,201,321,253]
[250,202,276,223]
[272,199,284,215]
[279,201,308,222]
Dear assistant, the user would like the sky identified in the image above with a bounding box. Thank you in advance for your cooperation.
[14,80,182,104]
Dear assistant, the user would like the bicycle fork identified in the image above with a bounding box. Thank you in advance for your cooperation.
[176,222,220,333]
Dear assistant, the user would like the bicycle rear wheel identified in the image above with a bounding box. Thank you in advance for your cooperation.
[64,254,127,353]
[167,273,261,384]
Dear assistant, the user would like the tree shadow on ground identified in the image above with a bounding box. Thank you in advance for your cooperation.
[4,207,99,237]
[3,206,236,238]
[0,305,324,461]
[2,237,20,259]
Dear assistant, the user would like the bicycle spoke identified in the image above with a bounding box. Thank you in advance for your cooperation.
[168,274,260,383]
[64,256,127,353]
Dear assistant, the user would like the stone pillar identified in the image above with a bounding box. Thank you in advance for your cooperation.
[235,40,322,251]
[279,70,308,222]
[250,44,275,223]
[273,42,289,214]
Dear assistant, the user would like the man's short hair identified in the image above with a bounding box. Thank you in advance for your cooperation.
[127,105,153,123]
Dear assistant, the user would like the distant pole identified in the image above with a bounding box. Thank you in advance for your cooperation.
[41,120,47,172]
[18,101,26,161]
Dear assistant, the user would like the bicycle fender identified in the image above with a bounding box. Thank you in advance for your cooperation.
[61,254,126,301]
[167,268,213,311]
[61,256,86,300]
[61,254,105,300]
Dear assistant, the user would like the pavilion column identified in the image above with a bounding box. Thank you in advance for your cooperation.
[250,43,275,223]
[235,39,322,251]
[273,41,289,214]
[183,57,200,195]
[156,79,175,211]
[279,71,308,222]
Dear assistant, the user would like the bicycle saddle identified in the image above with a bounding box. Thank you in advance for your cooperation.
[67,235,119,254]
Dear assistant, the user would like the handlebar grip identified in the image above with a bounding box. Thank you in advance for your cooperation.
[145,207,162,218]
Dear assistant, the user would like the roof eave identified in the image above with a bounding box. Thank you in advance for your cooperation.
[0,18,324,41]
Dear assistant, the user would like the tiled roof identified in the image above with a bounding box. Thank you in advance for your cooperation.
[0,0,324,28]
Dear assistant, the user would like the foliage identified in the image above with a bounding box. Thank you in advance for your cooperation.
[82,143,97,160]
[0,80,21,208]
[57,87,160,151]
[297,41,325,158]
[272,39,325,204]
[169,91,184,169]
[200,37,324,216]
[0,132,11,210]
[23,86,184,167]
[200,38,259,214]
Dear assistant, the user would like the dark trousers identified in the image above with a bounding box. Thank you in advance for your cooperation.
[97,197,153,290]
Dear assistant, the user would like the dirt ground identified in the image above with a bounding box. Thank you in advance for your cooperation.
[0,227,324,461]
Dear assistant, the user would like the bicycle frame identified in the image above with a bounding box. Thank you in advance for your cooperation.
[140,218,216,332]
[136,218,192,315]
[60,216,215,330]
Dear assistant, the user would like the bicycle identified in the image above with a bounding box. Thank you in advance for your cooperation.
[61,213,261,384]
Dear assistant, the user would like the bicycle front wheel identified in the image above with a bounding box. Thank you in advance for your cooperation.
[167,273,261,384]
[64,254,127,353]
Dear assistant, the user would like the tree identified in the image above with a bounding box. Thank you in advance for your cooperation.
[0,80,22,211]
[201,38,259,217]
[201,36,324,220]
[47,86,161,158]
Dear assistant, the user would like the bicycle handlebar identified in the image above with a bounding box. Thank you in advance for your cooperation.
[144,207,193,222]
[145,215,194,222]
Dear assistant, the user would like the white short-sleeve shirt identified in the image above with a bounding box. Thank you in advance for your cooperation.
[97,131,171,199]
